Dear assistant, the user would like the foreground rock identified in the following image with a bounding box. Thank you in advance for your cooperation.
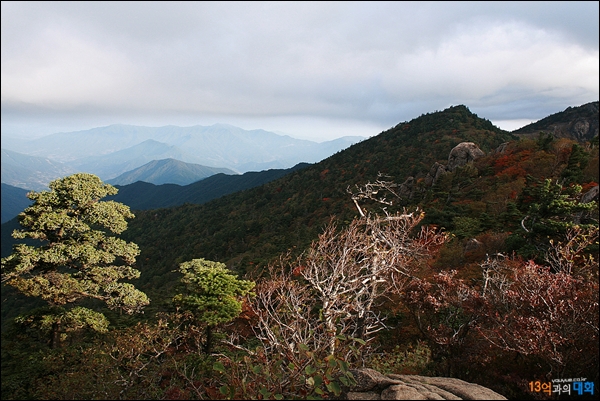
[344,368,507,400]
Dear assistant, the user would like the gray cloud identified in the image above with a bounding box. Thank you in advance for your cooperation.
[1,1,598,141]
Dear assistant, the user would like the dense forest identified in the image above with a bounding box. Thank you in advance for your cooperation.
[2,104,598,400]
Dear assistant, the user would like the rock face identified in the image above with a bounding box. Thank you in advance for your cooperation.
[424,162,449,187]
[344,368,507,400]
[494,142,509,154]
[398,176,415,199]
[447,142,485,171]
[421,142,485,189]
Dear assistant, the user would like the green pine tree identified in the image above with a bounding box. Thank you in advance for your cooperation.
[1,173,149,347]
[173,258,255,353]
[509,176,597,261]
[561,143,589,184]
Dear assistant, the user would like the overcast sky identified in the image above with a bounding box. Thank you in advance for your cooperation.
[1,1,598,142]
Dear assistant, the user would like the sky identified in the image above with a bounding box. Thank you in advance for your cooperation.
[1,1,598,142]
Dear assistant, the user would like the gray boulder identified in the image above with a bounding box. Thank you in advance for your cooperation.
[581,185,599,204]
[447,142,485,171]
[344,368,507,400]
[424,162,450,187]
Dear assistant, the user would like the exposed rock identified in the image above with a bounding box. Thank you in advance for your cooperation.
[572,119,592,141]
[347,391,381,400]
[494,142,509,154]
[343,369,507,400]
[381,384,430,400]
[581,185,599,204]
[399,176,415,199]
[424,162,450,186]
[350,368,402,391]
[574,185,599,224]
[399,141,488,199]
[447,143,485,171]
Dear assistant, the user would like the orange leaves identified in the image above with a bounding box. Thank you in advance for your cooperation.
[492,145,558,181]
[292,265,305,277]
[493,150,531,179]
[581,181,598,193]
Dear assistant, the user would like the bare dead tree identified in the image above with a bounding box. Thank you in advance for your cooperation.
[250,257,331,363]
[544,225,599,279]
[480,253,511,298]
[250,205,446,362]
[347,172,400,217]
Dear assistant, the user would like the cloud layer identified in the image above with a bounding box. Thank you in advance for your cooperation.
[1,2,598,140]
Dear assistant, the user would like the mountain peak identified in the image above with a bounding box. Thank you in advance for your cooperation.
[513,101,599,142]
[106,158,236,186]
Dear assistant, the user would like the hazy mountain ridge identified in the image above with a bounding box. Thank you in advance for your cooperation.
[107,163,310,210]
[67,139,197,180]
[3,124,365,173]
[0,149,76,191]
[0,162,310,225]
[2,103,595,226]
[106,158,236,186]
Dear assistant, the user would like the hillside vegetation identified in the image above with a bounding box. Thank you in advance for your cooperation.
[1,104,598,400]
[122,106,515,284]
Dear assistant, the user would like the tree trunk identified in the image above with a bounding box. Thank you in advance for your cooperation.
[204,325,213,353]
[51,321,61,349]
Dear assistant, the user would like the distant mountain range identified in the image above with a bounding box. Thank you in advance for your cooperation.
[1,123,363,191]
[3,123,364,175]
[1,149,76,191]
[2,103,597,226]
[106,158,236,186]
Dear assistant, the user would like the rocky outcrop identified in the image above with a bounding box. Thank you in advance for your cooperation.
[398,176,415,200]
[422,143,484,188]
[424,162,449,187]
[494,142,509,154]
[447,142,485,171]
[344,368,507,400]
[398,142,486,199]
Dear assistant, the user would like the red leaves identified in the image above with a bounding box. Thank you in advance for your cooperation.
[404,247,599,382]
[292,265,305,277]
[479,260,598,367]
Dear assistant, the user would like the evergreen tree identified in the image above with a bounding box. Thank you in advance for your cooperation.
[561,143,589,184]
[536,131,554,152]
[1,173,149,347]
[173,258,255,353]
[509,176,597,261]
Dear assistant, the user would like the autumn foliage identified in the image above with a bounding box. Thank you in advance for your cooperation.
[2,108,598,399]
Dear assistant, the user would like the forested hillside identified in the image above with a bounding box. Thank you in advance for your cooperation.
[2,104,598,400]
[108,163,310,211]
[125,105,515,281]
